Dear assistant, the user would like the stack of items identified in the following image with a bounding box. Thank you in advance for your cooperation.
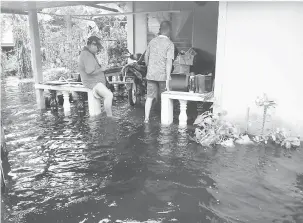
[172,48,197,74]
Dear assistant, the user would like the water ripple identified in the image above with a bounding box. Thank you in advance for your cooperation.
[1,77,303,223]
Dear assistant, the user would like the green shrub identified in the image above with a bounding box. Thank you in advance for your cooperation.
[43,67,71,82]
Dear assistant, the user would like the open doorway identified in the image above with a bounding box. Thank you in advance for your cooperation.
[145,2,219,122]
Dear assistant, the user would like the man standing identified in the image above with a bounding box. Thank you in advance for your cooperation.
[144,21,175,123]
[78,36,114,117]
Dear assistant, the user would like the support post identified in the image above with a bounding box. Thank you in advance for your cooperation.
[161,93,174,125]
[28,4,45,109]
[134,13,147,53]
[126,2,135,55]
[178,99,188,127]
[62,91,71,114]
[213,2,228,112]
[65,15,72,72]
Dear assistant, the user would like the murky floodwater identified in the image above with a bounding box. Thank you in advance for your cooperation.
[1,76,303,223]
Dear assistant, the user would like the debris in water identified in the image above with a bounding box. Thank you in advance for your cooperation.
[99,219,110,223]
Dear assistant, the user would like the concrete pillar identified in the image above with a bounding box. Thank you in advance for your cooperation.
[28,3,45,109]
[65,15,72,72]
[213,2,227,113]
[134,13,147,53]
[62,91,71,115]
[178,99,188,127]
[126,2,135,55]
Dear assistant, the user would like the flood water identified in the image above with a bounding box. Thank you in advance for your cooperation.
[1,77,303,223]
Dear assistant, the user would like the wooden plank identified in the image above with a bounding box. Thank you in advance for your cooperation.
[83,3,119,12]
[59,9,182,17]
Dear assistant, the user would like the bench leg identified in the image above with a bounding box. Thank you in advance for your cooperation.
[161,94,173,125]
[62,91,71,113]
[179,99,188,127]
[114,84,119,96]
[87,91,102,116]
[77,92,85,112]
[49,90,58,112]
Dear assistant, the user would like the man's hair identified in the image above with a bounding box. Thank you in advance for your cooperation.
[87,36,101,46]
[159,21,172,35]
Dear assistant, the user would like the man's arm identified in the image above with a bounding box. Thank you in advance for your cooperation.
[165,43,175,91]
[165,58,173,80]
[166,43,175,80]
[89,67,104,76]
[144,45,150,67]
[79,51,104,76]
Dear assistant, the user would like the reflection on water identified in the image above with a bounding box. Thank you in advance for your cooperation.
[1,77,303,223]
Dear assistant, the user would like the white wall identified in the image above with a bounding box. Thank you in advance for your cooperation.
[192,2,218,57]
[127,2,218,56]
[215,2,303,136]
[134,13,147,54]
[125,2,134,54]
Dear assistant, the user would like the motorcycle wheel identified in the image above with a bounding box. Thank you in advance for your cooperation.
[128,82,139,106]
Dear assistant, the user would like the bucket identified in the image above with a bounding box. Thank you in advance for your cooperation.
[169,73,189,92]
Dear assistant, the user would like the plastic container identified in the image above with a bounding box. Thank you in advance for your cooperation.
[189,75,195,93]
[205,73,213,92]
[195,73,213,93]
[169,73,189,92]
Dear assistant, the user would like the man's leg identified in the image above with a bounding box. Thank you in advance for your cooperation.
[94,82,114,117]
[157,81,166,111]
[144,81,157,123]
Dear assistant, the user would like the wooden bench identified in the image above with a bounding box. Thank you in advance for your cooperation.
[35,83,102,116]
[161,91,214,127]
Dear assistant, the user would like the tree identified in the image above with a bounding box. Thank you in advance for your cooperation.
[1,3,128,79]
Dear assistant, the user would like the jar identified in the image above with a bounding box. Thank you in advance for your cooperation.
[189,75,195,93]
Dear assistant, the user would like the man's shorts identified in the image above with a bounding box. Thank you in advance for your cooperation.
[146,80,166,99]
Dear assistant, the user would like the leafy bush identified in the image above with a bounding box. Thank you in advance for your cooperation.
[253,128,300,149]
[107,41,128,67]
[1,4,127,78]
[43,67,71,82]
[193,94,301,150]
[193,111,241,147]
[1,51,18,76]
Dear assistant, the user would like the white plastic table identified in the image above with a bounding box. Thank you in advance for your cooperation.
[161,91,214,127]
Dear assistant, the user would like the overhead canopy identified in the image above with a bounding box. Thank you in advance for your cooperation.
[0,1,119,15]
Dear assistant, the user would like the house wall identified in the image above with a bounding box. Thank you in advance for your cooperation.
[192,2,218,58]
[215,2,303,136]
[134,13,147,54]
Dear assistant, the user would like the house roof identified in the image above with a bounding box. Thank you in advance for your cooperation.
[0,1,118,15]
